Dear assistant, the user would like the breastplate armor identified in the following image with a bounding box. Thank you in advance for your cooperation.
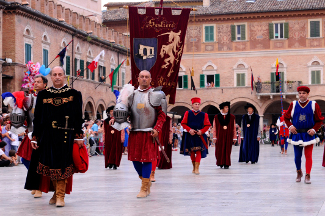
[130,89,156,130]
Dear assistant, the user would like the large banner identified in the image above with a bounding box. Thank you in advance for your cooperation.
[129,6,191,104]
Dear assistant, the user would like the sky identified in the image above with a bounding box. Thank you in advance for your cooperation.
[101,0,146,9]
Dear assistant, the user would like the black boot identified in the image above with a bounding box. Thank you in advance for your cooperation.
[113,164,117,170]
[108,164,113,169]
[224,165,229,169]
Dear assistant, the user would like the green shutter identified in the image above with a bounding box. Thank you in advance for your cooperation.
[310,21,320,37]
[316,70,321,84]
[80,60,84,77]
[269,23,274,39]
[103,67,106,79]
[284,22,289,39]
[43,49,48,66]
[210,26,214,42]
[86,62,90,79]
[66,56,70,75]
[205,26,209,42]
[91,68,95,80]
[183,75,188,89]
[240,74,245,86]
[200,74,205,88]
[25,44,31,64]
[236,74,240,86]
[215,74,220,87]
[74,58,78,76]
[241,24,246,41]
[271,72,276,93]
[231,25,236,41]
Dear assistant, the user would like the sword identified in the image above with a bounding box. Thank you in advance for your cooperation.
[196,130,208,149]
[152,135,170,163]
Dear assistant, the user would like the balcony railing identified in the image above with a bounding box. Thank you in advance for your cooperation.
[255,81,301,94]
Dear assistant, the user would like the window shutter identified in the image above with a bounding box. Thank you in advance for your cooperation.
[209,26,214,42]
[74,58,78,76]
[205,26,209,42]
[43,49,48,66]
[236,74,240,86]
[241,24,246,40]
[231,25,236,41]
[310,21,320,37]
[183,75,188,89]
[271,72,276,93]
[91,68,95,80]
[25,44,31,64]
[103,67,106,79]
[86,62,90,79]
[80,60,84,77]
[240,74,245,86]
[200,74,205,88]
[316,70,321,84]
[284,22,289,39]
[215,74,220,87]
[269,23,274,39]
[66,56,70,75]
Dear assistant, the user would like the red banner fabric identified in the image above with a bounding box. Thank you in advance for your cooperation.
[129,6,191,104]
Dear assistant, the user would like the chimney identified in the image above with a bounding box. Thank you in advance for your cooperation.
[203,0,210,7]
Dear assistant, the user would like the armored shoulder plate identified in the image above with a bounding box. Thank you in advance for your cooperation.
[149,87,167,114]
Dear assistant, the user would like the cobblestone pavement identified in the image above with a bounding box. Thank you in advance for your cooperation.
[1,144,325,216]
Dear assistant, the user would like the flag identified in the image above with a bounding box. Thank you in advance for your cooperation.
[55,40,73,65]
[250,67,254,92]
[88,50,105,72]
[109,60,125,92]
[56,47,67,65]
[275,58,279,76]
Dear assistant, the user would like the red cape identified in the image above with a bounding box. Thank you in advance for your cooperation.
[104,120,123,167]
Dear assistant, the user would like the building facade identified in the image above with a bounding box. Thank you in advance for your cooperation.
[1,0,131,120]
[103,0,325,127]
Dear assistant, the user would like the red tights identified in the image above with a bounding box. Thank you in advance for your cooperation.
[151,159,157,172]
[190,151,201,163]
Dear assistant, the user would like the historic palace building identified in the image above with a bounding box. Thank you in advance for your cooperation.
[0,0,131,120]
[103,0,325,126]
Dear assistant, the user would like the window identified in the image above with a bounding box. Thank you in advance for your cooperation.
[25,44,32,64]
[311,70,321,84]
[269,23,289,39]
[236,73,245,87]
[204,25,214,42]
[177,75,188,89]
[200,74,220,88]
[80,60,84,77]
[66,56,71,76]
[270,72,284,93]
[42,49,48,66]
[86,61,90,79]
[231,24,246,41]
[310,20,320,38]
[74,58,80,77]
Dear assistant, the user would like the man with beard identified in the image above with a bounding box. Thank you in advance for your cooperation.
[239,103,261,164]
[213,102,236,169]
[27,66,84,207]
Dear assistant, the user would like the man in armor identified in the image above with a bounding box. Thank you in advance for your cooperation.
[111,70,166,198]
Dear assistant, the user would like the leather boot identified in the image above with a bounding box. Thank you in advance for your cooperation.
[150,171,156,182]
[296,169,303,182]
[34,190,42,198]
[194,162,200,175]
[192,161,195,173]
[49,180,57,205]
[137,178,150,198]
[304,174,311,184]
[56,179,67,207]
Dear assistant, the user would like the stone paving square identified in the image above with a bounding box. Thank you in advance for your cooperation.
[1,144,325,216]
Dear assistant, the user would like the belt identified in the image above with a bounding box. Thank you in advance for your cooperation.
[296,129,310,133]
[131,128,153,132]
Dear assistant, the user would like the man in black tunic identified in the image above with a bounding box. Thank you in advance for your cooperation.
[29,66,84,207]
